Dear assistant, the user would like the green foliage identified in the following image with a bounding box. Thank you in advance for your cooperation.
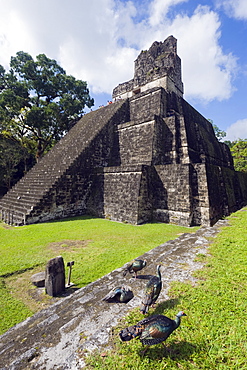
[230,139,247,172]
[209,119,247,172]
[223,140,234,148]
[0,52,94,160]
[0,135,34,192]
[208,119,226,141]
[0,278,33,334]
[85,208,247,369]
[0,217,196,334]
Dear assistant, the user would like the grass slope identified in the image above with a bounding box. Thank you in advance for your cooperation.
[86,208,247,369]
[0,216,196,335]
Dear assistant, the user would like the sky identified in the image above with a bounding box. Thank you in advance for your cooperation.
[0,0,247,141]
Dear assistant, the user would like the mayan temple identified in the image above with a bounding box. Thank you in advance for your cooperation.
[1,35,247,227]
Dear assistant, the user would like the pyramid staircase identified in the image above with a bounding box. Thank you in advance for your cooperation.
[0,100,128,225]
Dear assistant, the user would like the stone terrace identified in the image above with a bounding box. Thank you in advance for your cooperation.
[0,219,227,370]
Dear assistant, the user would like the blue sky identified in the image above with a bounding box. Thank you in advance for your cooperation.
[0,0,247,141]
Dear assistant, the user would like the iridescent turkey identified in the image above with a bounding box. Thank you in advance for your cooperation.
[102,285,134,303]
[140,264,162,314]
[123,259,147,279]
[119,311,187,354]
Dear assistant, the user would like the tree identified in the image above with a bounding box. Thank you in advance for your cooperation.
[230,139,247,172]
[208,119,226,141]
[223,140,234,148]
[0,52,94,161]
[0,136,34,192]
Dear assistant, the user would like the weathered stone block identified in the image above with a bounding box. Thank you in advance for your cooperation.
[45,256,65,297]
[31,271,45,287]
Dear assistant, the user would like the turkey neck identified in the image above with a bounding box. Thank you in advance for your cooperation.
[174,316,181,329]
[156,265,161,280]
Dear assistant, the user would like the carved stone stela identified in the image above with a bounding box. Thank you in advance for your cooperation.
[45,256,66,297]
[0,36,246,227]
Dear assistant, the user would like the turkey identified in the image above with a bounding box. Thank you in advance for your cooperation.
[140,265,162,314]
[102,285,134,303]
[119,311,187,354]
[123,259,147,279]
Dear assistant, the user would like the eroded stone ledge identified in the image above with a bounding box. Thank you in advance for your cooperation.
[0,219,227,369]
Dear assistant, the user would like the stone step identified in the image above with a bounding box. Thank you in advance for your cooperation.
[0,200,32,213]
[6,191,43,200]
[6,182,55,196]
[0,191,45,204]
[7,180,53,194]
[1,209,27,225]
[18,175,60,185]
[8,185,50,195]
[0,196,41,211]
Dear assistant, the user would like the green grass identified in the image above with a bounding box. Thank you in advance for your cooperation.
[0,216,196,335]
[85,208,247,369]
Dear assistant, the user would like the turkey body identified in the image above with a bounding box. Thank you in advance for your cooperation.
[102,286,134,303]
[119,311,186,352]
[123,259,147,278]
[140,265,162,314]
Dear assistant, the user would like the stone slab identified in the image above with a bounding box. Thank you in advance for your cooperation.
[30,272,45,287]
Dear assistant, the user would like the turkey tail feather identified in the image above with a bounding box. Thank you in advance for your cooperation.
[119,324,143,341]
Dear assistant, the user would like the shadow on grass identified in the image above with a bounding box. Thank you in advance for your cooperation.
[45,214,95,225]
[1,263,43,278]
[138,340,197,361]
[152,298,181,314]
[135,297,195,361]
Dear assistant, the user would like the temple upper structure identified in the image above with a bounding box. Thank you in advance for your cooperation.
[112,36,184,100]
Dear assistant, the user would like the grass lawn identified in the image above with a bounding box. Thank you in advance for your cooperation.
[85,208,247,369]
[0,216,197,335]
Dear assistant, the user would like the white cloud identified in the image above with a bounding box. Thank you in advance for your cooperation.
[216,0,247,20]
[225,119,247,141]
[0,7,37,68]
[57,1,140,94]
[148,0,188,26]
[0,0,239,103]
[137,5,238,102]
[169,6,238,102]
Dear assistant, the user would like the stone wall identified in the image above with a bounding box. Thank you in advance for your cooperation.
[102,166,143,224]
[206,164,247,224]
[117,121,155,165]
[180,99,234,168]
[190,163,210,226]
[151,164,192,225]
[129,87,167,122]
[237,171,247,201]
